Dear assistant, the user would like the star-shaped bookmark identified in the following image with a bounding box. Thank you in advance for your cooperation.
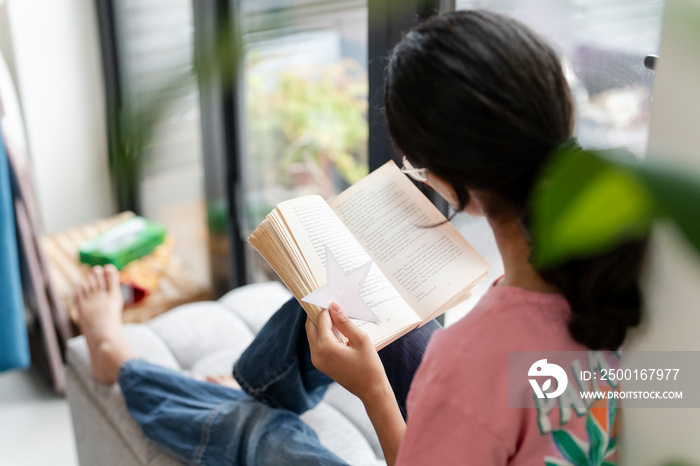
[302,246,382,323]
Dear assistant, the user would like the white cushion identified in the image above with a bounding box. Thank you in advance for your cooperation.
[147,301,255,370]
[66,282,385,465]
[218,281,293,333]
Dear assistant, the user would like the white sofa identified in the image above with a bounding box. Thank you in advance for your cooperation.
[66,282,385,465]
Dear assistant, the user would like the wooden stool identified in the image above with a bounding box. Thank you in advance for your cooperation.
[42,212,211,328]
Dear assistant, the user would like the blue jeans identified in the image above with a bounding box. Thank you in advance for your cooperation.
[119,298,440,465]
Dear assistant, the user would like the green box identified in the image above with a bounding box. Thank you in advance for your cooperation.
[79,217,166,270]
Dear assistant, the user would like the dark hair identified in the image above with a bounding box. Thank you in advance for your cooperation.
[384,10,647,350]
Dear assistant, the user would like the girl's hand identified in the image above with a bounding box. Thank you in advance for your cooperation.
[306,302,390,402]
[307,302,406,465]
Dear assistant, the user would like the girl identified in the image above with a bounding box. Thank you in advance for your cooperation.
[77,10,646,465]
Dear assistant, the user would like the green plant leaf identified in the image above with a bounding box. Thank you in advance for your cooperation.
[532,143,700,267]
[532,145,656,267]
[634,157,700,255]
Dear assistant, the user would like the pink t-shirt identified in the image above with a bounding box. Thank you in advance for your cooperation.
[396,283,619,465]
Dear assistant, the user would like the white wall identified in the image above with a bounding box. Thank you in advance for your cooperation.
[2,0,114,233]
[621,0,700,463]
[0,3,17,88]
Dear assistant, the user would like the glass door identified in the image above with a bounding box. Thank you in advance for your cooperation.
[239,0,370,282]
[101,0,212,290]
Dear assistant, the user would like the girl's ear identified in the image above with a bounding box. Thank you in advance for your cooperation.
[463,189,486,217]
[425,172,461,209]
[463,190,487,217]
[427,173,486,217]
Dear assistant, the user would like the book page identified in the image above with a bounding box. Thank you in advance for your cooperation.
[330,161,490,320]
[276,196,421,345]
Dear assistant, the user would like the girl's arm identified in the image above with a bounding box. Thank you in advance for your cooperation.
[305,303,406,465]
[359,378,406,465]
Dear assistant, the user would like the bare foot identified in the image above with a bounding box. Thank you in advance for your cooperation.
[205,374,241,390]
[75,265,134,384]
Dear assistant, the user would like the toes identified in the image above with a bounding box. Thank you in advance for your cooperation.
[93,266,107,291]
[104,264,120,292]
[87,272,98,295]
[204,374,240,389]
[75,285,84,304]
[205,375,227,385]
[80,276,92,296]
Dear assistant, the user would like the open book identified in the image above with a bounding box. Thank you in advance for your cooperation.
[248,161,490,349]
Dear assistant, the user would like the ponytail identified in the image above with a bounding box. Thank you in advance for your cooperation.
[525,140,649,351]
[537,238,648,350]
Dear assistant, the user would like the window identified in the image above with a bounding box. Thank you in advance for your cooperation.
[100,0,212,289]
[239,0,369,283]
[99,0,437,292]
[455,0,664,156]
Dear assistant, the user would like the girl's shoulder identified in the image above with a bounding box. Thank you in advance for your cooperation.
[437,284,574,354]
[415,283,583,408]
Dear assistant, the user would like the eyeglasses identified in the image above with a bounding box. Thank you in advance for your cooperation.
[400,156,429,182]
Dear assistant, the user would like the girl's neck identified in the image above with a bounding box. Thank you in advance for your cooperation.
[488,216,560,294]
